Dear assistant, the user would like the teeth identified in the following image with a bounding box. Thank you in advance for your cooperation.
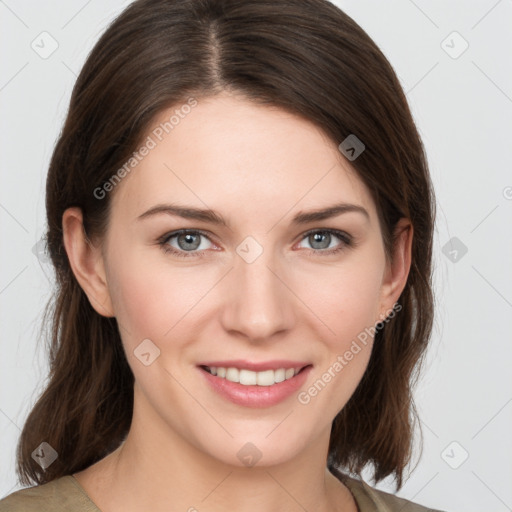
[205,366,303,386]
[274,369,285,383]
[239,369,256,385]
[226,367,239,382]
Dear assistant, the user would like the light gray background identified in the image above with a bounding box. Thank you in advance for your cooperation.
[1,1,511,511]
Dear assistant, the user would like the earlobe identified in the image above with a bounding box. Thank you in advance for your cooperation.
[378,218,413,320]
[62,207,115,318]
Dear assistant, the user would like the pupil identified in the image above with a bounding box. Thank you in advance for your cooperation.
[312,232,329,249]
[180,233,200,250]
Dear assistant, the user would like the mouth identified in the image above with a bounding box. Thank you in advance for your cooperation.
[198,364,312,387]
[197,363,313,408]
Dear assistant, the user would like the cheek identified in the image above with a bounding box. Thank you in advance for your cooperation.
[295,262,382,417]
[297,252,384,347]
[106,252,217,350]
[108,269,163,342]
[291,250,384,405]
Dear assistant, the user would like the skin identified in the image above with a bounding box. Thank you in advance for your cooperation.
[64,91,412,512]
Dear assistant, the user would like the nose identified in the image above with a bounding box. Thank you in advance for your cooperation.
[219,247,296,342]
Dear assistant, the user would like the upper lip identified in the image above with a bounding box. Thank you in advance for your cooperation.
[198,360,312,372]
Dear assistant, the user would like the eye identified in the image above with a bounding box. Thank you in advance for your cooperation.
[296,229,353,256]
[158,230,215,258]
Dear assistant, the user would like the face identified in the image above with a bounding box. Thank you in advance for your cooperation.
[68,92,410,469]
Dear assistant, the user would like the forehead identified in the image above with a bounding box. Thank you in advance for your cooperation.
[110,93,376,224]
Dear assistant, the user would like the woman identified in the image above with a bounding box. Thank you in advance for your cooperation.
[0,0,443,510]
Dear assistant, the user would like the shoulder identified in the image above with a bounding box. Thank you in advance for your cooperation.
[0,475,100,512]
[334,470,447,512]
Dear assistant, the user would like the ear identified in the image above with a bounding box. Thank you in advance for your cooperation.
[62,207,115,318]
[377,217,413,320]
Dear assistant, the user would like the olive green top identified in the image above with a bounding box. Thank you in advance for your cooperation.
[0,472,445,511]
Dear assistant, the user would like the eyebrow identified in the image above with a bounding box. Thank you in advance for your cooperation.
[136,202,370,227]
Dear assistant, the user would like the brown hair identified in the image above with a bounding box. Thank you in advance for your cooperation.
[16,0,436,491]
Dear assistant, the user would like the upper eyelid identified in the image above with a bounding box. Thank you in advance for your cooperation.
[160,228,218,245]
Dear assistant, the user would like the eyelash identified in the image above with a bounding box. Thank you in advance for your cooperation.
[157,228,354,259]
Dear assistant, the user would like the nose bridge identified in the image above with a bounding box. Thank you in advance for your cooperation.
[220,238,294,340]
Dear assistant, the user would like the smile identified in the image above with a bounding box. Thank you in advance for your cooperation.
[201,365,305,386]
[197,364,313,408]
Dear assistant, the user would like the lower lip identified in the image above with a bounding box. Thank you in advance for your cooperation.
[198,365,313,408]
